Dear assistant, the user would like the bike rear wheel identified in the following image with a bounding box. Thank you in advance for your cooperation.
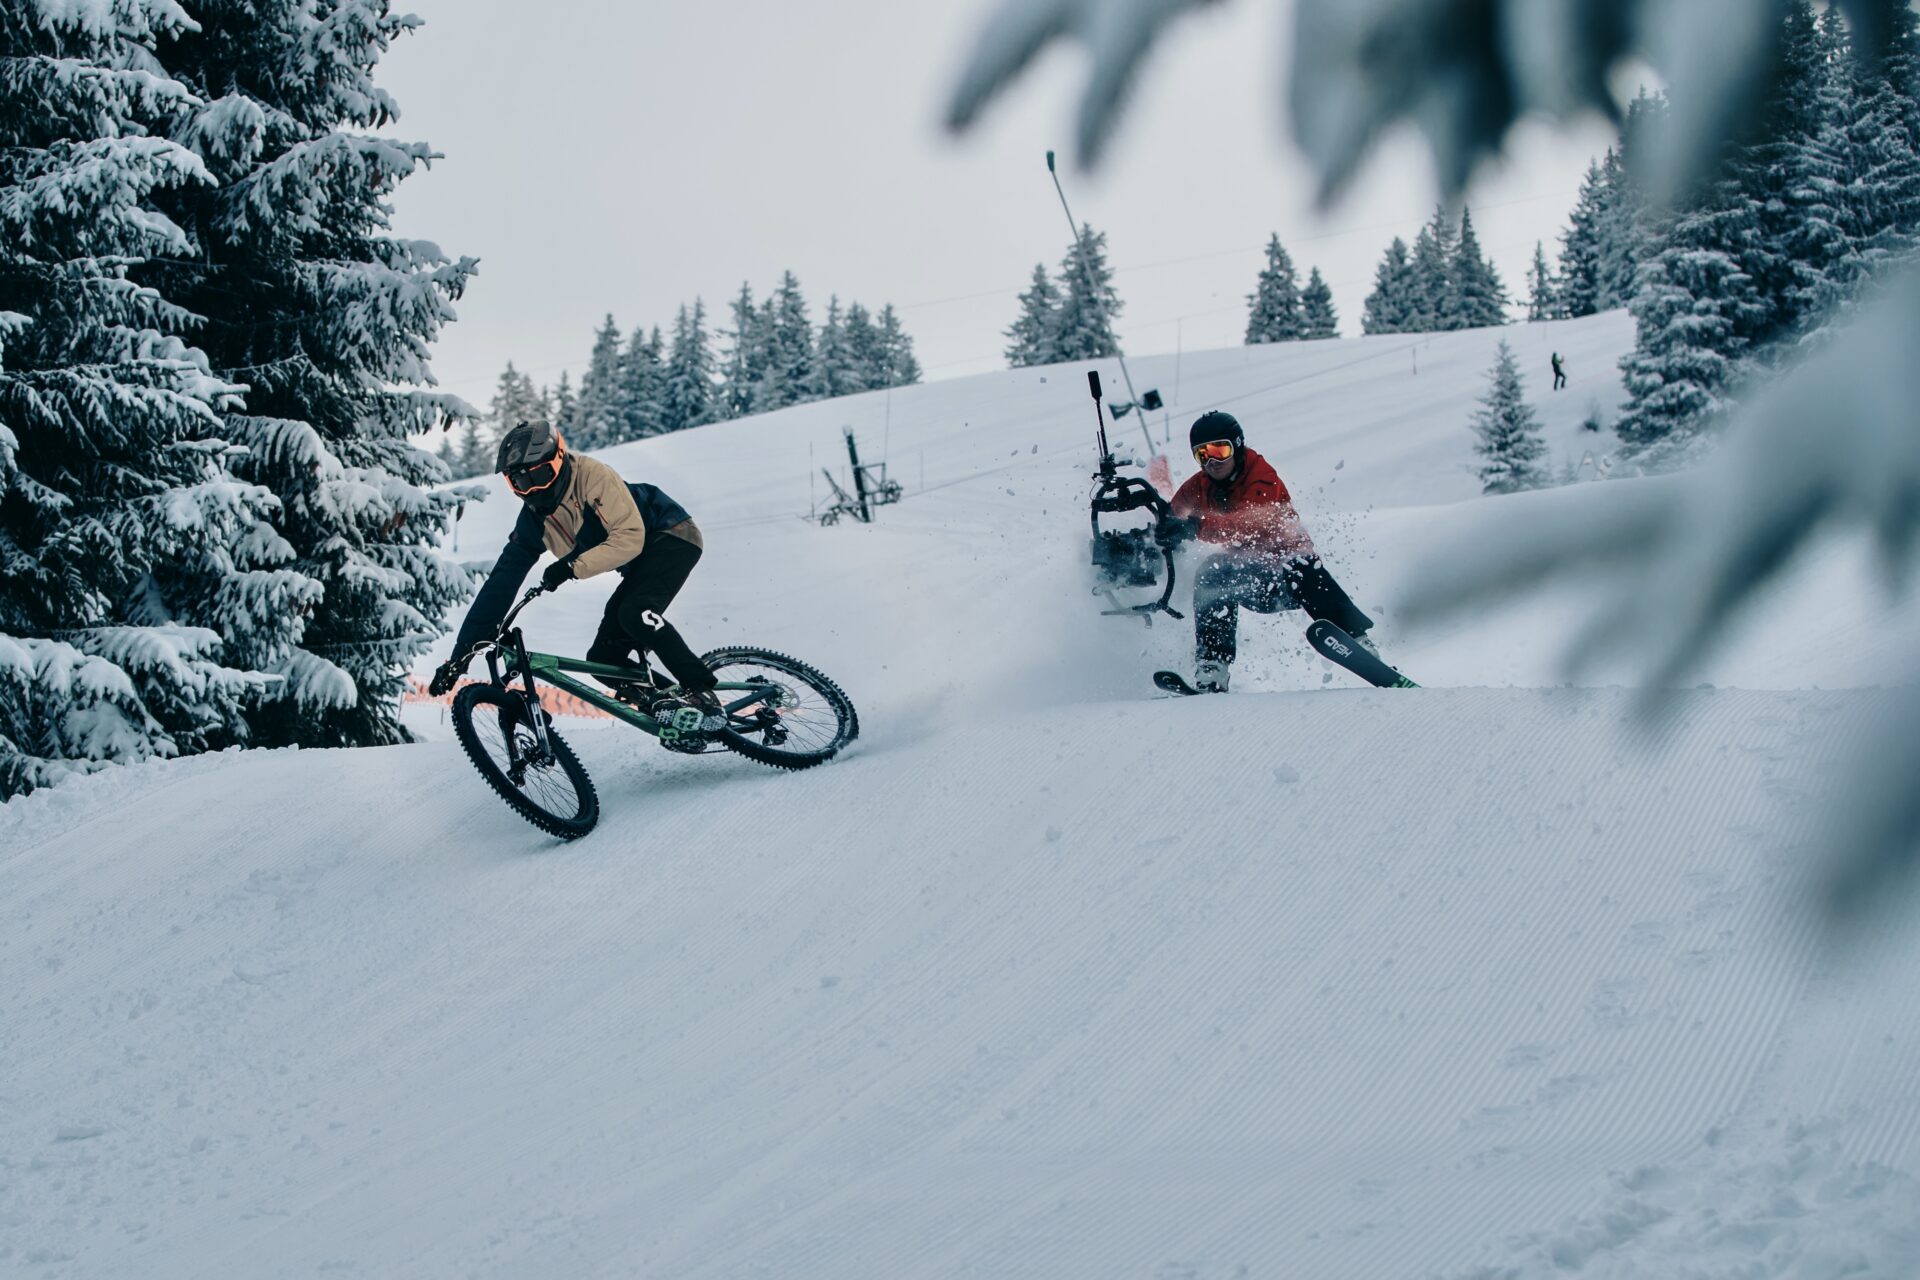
[451,683,599,839]
[701,647,858,771]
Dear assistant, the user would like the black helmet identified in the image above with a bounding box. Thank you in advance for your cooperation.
[496,421,568,499]
[1189,410,1244,453]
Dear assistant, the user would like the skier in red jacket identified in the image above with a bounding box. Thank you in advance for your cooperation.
[1167,410,1375,692]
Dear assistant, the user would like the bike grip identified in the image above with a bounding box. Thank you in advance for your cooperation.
[1088,370,1102,400]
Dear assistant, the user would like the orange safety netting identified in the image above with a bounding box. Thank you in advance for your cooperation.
[403,677,616,720]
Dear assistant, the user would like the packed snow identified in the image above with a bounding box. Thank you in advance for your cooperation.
[6,313,1920,1278]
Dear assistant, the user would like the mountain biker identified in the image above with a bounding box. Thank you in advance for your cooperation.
[1164,410,1375,693]
[428,422,718,717]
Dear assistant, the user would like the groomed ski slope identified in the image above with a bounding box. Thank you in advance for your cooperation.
[7,313,1920,1277]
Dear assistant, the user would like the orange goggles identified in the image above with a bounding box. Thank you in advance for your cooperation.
[506,452,565,496]
[1193,440,1236,462]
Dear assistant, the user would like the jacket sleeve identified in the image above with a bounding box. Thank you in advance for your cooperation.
[452,534,539,661]
[569,459,648,578]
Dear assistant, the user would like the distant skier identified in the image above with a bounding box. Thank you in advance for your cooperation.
[429,421,719,716]
[1162,411,1375,693]
[1551,351,1567,391]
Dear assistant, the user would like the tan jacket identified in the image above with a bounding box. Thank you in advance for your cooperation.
[538,455,700,578]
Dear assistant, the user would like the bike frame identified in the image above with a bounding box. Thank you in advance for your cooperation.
[472,587,779,756]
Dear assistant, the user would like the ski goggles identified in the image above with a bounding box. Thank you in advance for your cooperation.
[506,453,565,496]
[1192,440,1236,462]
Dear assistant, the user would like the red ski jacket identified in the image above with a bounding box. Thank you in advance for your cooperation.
[1169,447,1316,562]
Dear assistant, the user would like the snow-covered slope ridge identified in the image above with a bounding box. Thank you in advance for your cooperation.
[6,314,1918,1278]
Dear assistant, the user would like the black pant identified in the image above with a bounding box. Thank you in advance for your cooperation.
[1194,553,1373,665]
[584,534,716,692]
[1553,369,1567,390]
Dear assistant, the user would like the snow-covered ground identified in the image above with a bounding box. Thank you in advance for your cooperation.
[7,314,1920,1278]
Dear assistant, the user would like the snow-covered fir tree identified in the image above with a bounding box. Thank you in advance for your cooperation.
[1614,180,1768,460]
[1794,4,1920,339]
[549,369,576,436]
[1053,223,1123,360]
[841,302,883,388]
[717,283,762,420]
[617,327,666,440]
[1362,237,1418,333]
[663,299,717,431]
[0,0,288,796]
[1005,263,1062,367]
[147,0,479,750]
[570,315,625,449]
[1408,206,1458,330]
[808,297,860,401]
[453,415,490,479]
[1525,241,1560,321]
[1300,267,1339,339]
[1244,234,1304,343]
[1556,158,1612,318]
[751,271,813,414]
[1450,207,1509,327]
[872,304,922,388]
[1470,340,1548,494]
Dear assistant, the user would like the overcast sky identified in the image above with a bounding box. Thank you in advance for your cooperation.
[375,0,1623,411]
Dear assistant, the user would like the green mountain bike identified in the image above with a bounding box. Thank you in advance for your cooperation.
[449,585,859,839]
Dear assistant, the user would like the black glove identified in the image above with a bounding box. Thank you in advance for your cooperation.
[540,557,575,593]
[428,657,466,697]
[1155,514,1201,547]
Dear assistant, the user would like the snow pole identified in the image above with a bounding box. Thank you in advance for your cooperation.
[1047,151,1156,461]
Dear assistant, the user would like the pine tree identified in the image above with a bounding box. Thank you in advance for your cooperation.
[617,327,666,439]
[718,283,762,420]
[1053,223,1124,360]
[1362,237,1417,334]
[842,302,885,389]
[808,296,860,400]
[549,370,577,435]
[662,299,717,430]
[1615,180,1768,458]
[487,361,546,457]
[571,315,625,449]
[1299,267,1339,339]
[1557,158,1610,318]
[1470,340,1548,493]
[454,415,490,478]
[1450,207,1510,328]
[0,1,290,796]
[1734,0,1842,345]
[752,271,813,413]
[147,0,479,750]
[1409,206,1459,329]
[1525,241,1560,321]
[1244,234,1304,343]
[1005,263,1062,367]
[873,304,922,388]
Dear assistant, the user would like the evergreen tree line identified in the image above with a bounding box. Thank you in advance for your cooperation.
[1243,235,1339,343]
[1360,206,1511,334]
[443,275,923,478]
[1524,3,1920,460]
[1,0,475,798]
[1005,224,1126,367]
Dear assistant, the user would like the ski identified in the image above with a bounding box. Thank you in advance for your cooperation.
[1306,620,1419,688]
[1153,670,1206,696]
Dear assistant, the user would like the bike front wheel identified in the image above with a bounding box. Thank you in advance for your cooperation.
[702,647,858,771]
[451,683,599,839]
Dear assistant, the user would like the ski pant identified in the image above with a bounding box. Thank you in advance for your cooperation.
[1553,370,1567,390]
[584,533,717,693]
[1194,553,1373,665]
